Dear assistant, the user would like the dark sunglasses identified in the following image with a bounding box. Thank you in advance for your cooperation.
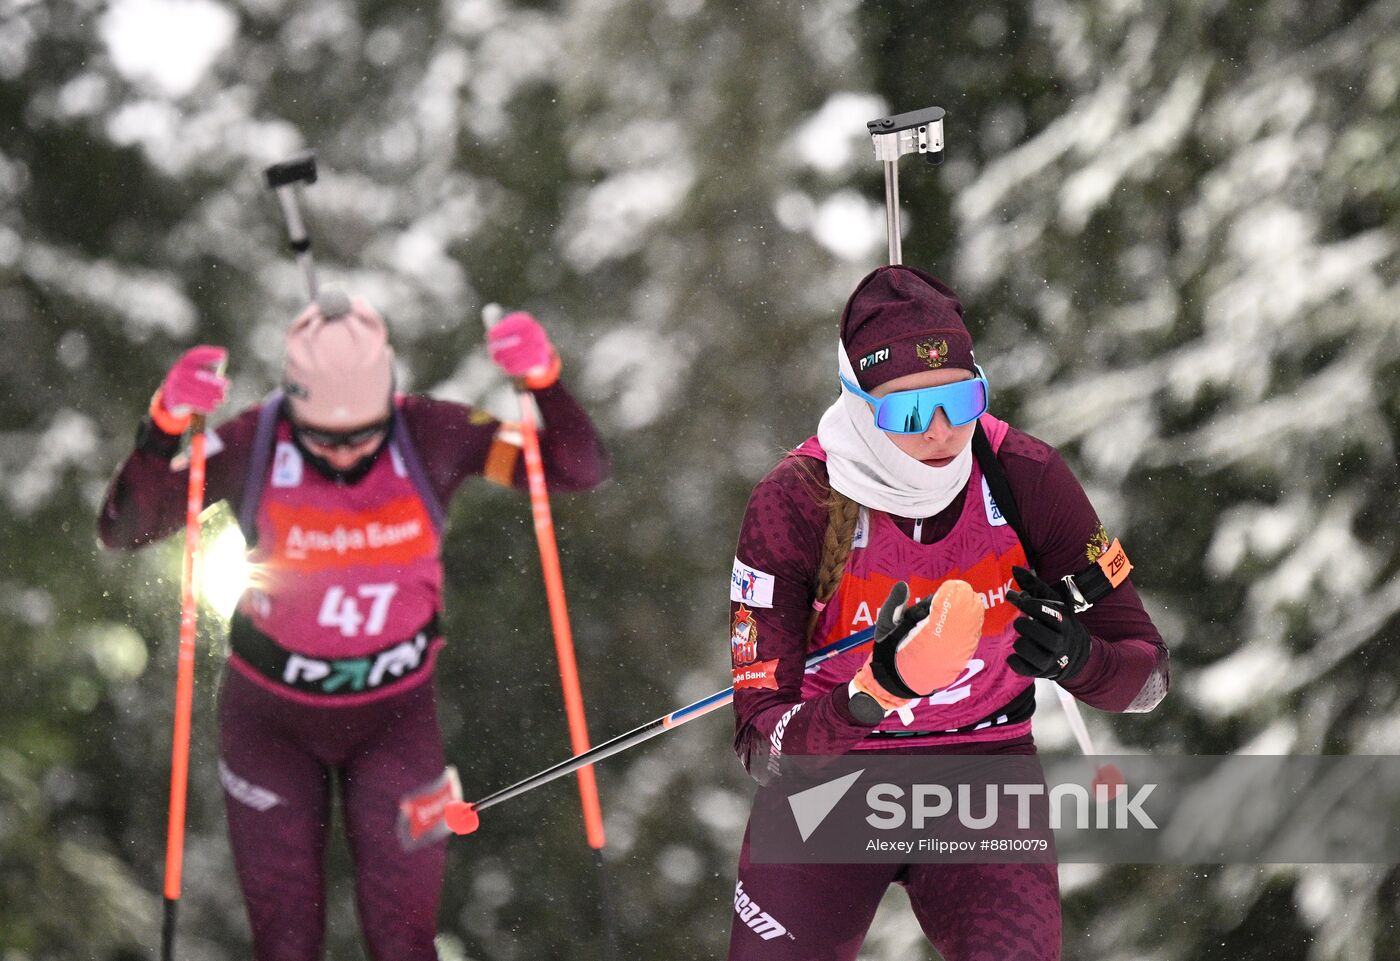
[294,418,391,449]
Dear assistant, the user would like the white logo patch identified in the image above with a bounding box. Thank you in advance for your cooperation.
[169,429,225,472]
[272,441,303,488]
[858,347,890,371]
[730,559,776,608]
[852,507,870,549]
[219,760,283,811]
[768,703,804,775]
[981,475,1007,527]
[734,881,789,941]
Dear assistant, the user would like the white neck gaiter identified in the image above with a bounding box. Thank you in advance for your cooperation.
[816,342,973,518]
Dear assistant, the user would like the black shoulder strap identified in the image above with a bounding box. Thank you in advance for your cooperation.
[972,421,1128,611]
[971,420,1039,571]
[238,390,285,546]
[236,391,448,546]
[390,399,446,534]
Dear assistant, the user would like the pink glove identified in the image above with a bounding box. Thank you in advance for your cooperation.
[150,345,228,435]
[488,312,560,389]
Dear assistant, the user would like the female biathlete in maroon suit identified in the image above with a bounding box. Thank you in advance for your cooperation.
[726,266,1168,961]
[99,292,609,961]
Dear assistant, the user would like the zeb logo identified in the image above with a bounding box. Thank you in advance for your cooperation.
[734,881,789,941]
[858,347,890,371]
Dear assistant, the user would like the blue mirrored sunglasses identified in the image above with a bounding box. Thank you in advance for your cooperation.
[838,366,990,434]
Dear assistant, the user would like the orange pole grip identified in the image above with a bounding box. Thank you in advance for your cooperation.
[516,393,606,850]
[163,426,207,899]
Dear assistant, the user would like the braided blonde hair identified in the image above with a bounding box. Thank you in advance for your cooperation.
[807,488,860,639]
[789,454,863,639]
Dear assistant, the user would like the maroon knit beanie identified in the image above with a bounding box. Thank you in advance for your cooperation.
[840,265,976,390]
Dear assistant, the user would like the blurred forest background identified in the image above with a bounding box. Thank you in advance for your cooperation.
[2,0,1399,958]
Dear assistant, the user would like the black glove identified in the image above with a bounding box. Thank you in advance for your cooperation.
[846,581,934,724]
[1006,566,1091,680]
[869,581,935,699]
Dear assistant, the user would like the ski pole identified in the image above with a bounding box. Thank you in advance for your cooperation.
[160,414,210,961]
[866,105,946,265]
[481,304,617,957]
[1050,680,1126,797]
[443,625,878,835]
[264,153,320,300]
[1053,682,1096,756]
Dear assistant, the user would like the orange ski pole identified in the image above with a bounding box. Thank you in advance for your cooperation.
[514,391,607,848]
[485,307,616,958]
[161,416,208,961]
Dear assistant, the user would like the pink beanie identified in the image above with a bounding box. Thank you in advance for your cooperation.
[282,289,395,428]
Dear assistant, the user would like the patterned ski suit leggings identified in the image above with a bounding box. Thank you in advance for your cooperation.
[218,667,447,961]
[727,740,1060,961]
[726,827,1060,960]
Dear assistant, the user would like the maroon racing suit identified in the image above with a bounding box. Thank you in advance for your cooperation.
[99,384,608,961]
[727,418,1167,961]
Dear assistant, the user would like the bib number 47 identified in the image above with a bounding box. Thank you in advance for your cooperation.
[317,583,398,637]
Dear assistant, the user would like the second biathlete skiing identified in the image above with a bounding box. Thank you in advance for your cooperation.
[99,294,609,960]
[726,265,1169,960]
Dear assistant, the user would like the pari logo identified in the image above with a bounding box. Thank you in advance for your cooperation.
[858,347,890,371]
[730,558,775,608]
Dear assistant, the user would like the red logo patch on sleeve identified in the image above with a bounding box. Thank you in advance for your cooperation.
[731,605,760,666]
[733,659,780,690]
